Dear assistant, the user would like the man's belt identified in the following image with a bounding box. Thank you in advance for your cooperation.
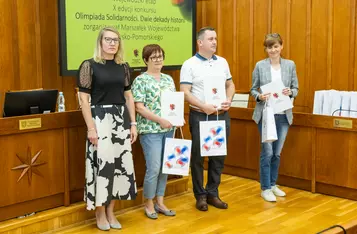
[189,107,226,115]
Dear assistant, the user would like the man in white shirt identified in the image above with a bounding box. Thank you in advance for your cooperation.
[180,27,235,211]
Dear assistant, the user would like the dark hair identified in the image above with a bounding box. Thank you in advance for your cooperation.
[197,27,216,40]
[264,33,283,48]
[142,44,165,64]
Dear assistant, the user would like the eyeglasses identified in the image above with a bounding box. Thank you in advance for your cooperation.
[149,56,164,62]
[103,37,120,44]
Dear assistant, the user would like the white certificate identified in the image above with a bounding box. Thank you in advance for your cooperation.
[260,80,293,113]
[204,78,226,109]
[161,91,184,126]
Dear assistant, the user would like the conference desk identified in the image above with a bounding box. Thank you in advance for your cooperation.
[2,108,356,221]
[183,107,357,201]
[0,111,184,221]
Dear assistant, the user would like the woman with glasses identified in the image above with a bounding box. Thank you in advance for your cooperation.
[131,44,177,219]
[250,33,299,202]
[77,27,137,231]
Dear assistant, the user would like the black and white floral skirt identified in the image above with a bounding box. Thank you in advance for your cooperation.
[84,104,137,210]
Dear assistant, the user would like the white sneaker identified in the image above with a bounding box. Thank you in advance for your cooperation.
[261,189,276,202]
[271,185,286,197]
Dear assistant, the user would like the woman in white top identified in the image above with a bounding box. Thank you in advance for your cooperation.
[250,33,299,202]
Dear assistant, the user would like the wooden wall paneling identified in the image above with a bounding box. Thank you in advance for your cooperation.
[0,1,16,92]
[311,127,316,192]
[34,0,43,89]
[0,194,63,222]
[348,0,356,91]
[63,128,70,206]
[16,0,41,90]
[68,126,86,203]
[248,0,254,107]
[224,120,259,176]
[253,0,270,67]
[68,127,86,191]
[10,0,20,91]
[279,126,312,180]
[327,0,333,90]
[305,0,313,113]
[243,122,260,172]
[39,0,63,91]
[198,0,206,29]
[267,0,272,32]
[168,71,181,90]
[331,0,352,91]
[315,129,357,189]
[354,0,357,91]
[131,141,146,187]
[217,0,235,84]
[250,0,270,109]
[196,0,203,31]
[290,0,309,113]
[0,130,65,207]
[232,0,238,89]
[271,0,289,52]
[236,0,252,94]
[203,0,218,29]
[310,0,330,98]
[224,120,251,168]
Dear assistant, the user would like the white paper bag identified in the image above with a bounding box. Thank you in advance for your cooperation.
[161,91,184,126]
[322,90,333,116]
[313,90,325,115]
[204,78,226,109]
[262,101,278,143]
[162,128,192,176]
[330,90,342,116]
[349,92,357,118]
[340,91,351,117]
[199,119,227,156]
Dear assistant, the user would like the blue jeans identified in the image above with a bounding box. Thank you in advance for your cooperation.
[140,130,174,199]
[258,114,290,190]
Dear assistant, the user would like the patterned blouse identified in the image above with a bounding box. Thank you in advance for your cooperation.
[132,72,176,134]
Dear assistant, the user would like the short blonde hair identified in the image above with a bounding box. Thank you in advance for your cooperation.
[93,27,125,64]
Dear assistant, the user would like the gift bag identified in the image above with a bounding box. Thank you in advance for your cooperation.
[350,92,357,118]
[262,100,278,143]
[313,90,325,115]
[341,91,351,117]
[322,90,334,116]
[330,90,342,116]
[199,112,227,156]
[162,127,192,176]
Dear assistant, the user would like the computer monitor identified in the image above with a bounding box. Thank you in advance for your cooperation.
[3,89,58,117]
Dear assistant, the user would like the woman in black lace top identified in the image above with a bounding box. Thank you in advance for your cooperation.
[77,27,137,231]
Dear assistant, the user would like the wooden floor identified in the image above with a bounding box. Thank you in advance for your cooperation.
[50,173,357,234]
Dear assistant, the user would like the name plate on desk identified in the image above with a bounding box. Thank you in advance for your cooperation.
[333,118,352,129]
[19,118,42,130]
